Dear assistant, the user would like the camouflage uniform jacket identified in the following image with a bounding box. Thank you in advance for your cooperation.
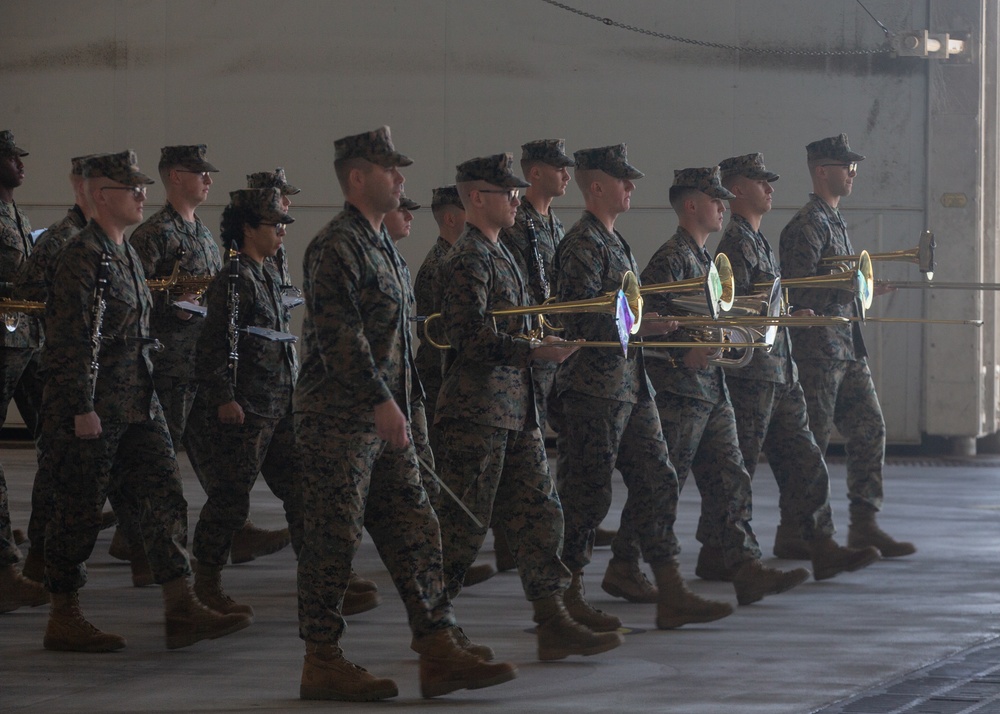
[42,222,156,422]
[196,254,294,419]
[294,202,420,421]
[413,236,451,400]
[499,198,564,305]
[551,210,652,404]
[641,227,725,405]
[436,224,537,432]
[129,202,222,379]
[715,214,795,384]
[15,205,87,304]
[779,194,866,361]
[0,198,39,348]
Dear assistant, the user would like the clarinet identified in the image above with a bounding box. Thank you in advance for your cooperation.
[226,248,240,388]
[525,216,550,301]
[88,251,112,401]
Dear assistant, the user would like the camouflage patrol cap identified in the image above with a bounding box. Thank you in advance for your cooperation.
[71,154,108,177]
[399,194,421,211]
[455,153,530,188]
[247,167,301,195]
[521,139,575,168]
[0,130,28,158]
[573,144,644,180]
[83,150,156,186]
[334,125,412,168]
[158,144,220,172]
[228,188,295,225]
[672,166,735,200]
[806,133,865,163]
[719,153,779,183]
[431,185,463,209]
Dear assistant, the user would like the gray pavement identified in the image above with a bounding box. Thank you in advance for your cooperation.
[1,444,998,713]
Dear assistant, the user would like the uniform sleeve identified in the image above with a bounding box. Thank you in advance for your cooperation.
[194,272,236,408]
[46,243,101,415]
[439,250,532,367]
[780,214,853,310]
[305,238,395,409]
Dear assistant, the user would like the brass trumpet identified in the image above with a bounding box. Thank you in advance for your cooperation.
[0,298,46,333]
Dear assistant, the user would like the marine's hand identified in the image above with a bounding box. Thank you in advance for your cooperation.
[374,398,410,449]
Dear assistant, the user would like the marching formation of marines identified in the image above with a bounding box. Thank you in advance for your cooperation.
[0,125,917,701]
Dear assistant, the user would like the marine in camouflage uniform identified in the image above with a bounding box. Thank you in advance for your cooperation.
[0,134,47,612]
[129,144,222,455]
[499,139,573,436]
[630,166,808,605]
[714,153,879,581]
[552,145,733,627]
[779,134,915,558]
[414,185,464,455]
[40,150,250,652]
[294,126,515,702]
[186,189,302,618]
[16,154,148,584]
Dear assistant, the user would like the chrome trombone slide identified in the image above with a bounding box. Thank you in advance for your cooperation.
[820,230,936,278]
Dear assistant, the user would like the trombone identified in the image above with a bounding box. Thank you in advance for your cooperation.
[768,250,874,311]
[638,253,735,319]
[820,230,936,278]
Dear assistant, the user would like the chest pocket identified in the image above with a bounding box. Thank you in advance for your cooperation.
[491,252,530,337]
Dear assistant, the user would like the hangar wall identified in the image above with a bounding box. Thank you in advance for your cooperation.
[2,0,990,445]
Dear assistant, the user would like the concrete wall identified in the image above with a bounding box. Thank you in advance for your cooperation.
[2,0,945,441]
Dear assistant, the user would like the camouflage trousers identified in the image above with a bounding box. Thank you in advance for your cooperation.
[186,398,304,568]
[0,346,42,436]
[436,418,570,601]
[28,412,147,560]
[726,375,835,540]
[295,412,454,645]
[411,400,439,501]
[0,463,17,566]
[796,358,885,514]
[650,391,762,569]
[43,399,191,593]
[556,390,680,572]
[533,362,558,437]
[152,372,198,451]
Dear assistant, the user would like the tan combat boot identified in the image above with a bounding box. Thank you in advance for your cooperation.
[230,520,291,564]
[532,593,624,661]
[847,509,916,558]
[347,569,378,593]
[0,563,48,613]
[413,628,517,698]
[194,562,254,618]
[20,546,45,583]
[43,591,126,652]
[564,570,621,632]
[601,557,659,603]
[809,537,879,581]
[694,546,738,582]
[594,527,617,548]
[108,527,131,561]
[411,625,495,661]
[772,521,811,560]
[162,576,251,649]
[342,587,381,616]
[732,559,810,606]
[300,642,399,701]
[463,562,497,587]
[652,560,733,629]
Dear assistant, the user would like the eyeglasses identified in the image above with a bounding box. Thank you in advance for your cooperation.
[177,170,212,180]
[477,188,521,201]
[821,162,858,174]
[100,186,147,199]
[260,222,286,232]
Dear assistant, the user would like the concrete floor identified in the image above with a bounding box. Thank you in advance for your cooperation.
[1,444,998,713]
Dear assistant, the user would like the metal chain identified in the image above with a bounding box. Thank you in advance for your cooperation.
[539,0,892,56]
